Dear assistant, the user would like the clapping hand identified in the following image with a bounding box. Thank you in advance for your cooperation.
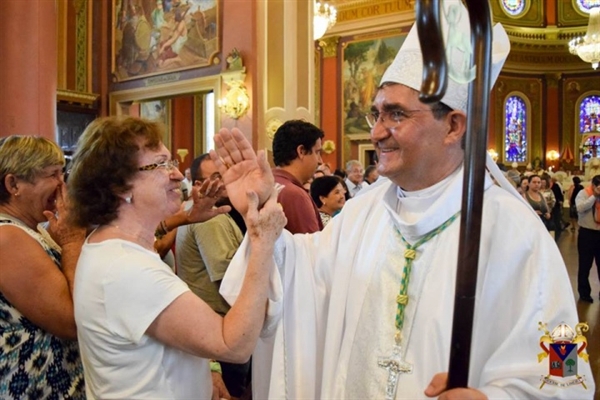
[210,128,274,216]
[245,188,287,244]
[43,184,86,247]
[185,178,231,224]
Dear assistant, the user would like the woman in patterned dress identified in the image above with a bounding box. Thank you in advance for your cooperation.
[0,136,86,399]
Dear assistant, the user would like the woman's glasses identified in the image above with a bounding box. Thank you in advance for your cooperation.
[138,159,180,172]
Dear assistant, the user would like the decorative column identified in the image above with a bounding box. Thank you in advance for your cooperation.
[545,73,561,168]
[256,0,316,152]
[317,36,340,169]
[0,0,57,139]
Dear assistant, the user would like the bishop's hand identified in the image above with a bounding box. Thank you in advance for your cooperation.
[210,127,274,216]
[424,373,487,400]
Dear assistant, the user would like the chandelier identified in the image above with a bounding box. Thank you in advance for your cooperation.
[314,1,337,41]
[569,7,600,70]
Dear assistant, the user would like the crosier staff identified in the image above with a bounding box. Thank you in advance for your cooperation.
[414,0,493,389]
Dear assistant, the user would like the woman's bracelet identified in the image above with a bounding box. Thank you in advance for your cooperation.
[154,220,170,239]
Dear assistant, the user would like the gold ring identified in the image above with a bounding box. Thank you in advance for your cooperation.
[219,156,232,169]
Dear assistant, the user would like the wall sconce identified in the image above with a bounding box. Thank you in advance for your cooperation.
[219,49,250,120]
[218,79,250,120]
[487,148,499,162]
[546,150,560,172]
[546,150,560,161]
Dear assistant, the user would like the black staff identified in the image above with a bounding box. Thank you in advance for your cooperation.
[414,0,494,389]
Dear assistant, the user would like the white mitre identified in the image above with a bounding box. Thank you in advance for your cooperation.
[380,0,510,113]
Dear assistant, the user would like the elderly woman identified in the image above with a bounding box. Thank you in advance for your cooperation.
[68,116,286,399]
[310,175,347,227]
[0,136,85,399]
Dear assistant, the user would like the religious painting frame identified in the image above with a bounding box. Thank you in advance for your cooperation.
[358,143,376,169]
[340,31,406,138]
[140,99,172,150]
[112,0,220,82]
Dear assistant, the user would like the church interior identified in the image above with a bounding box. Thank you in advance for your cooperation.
[0,0,598,396]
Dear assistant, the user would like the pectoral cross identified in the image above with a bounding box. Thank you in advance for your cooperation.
[378,342,413,400]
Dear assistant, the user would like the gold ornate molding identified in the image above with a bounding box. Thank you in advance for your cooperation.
[505,51,589,73]
[336,0,413,23]
[490,0,543,27]
[72,0,86,13]
[266,118,283,140]
[57,89,99,108]
[557,0,589,26]
[504,25,587,44]
[74,0,88,92]
[545,73,561,88]
[318,36,340,58]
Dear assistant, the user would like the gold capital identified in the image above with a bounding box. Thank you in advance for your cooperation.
[318,36,340,58]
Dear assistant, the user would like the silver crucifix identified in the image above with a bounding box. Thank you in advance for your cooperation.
[378,343,413,400]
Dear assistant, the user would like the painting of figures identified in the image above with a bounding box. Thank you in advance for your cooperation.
[113,0,219,81]
[140,99,171,149]
[342,34,406,135]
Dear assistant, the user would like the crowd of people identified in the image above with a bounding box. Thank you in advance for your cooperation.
[1,0,597,398]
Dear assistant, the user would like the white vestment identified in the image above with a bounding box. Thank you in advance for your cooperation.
[221,167,594,399]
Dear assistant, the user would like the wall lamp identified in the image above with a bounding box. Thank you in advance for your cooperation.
[219,49,250,120]
[546,150,560,161]
[218,78,250,120]
[487,148,499,162]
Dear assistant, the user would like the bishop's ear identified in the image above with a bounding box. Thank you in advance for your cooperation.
[445,111,467,146]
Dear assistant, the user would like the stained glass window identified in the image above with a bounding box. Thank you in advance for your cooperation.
[504,95,528,163]
[501,0,526,16]
[581,136,600,165]
[575,0,600,14]
[579,95,600,133]
[579,94,600,164]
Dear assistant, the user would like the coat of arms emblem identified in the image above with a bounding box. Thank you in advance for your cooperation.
[538,321,589,389]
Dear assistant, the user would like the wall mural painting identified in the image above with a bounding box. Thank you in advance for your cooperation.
[140,99,171,149]
[342,34,406,135]
[113,0,219,81]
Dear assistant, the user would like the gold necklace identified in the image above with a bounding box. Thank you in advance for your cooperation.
[104,224,156,252]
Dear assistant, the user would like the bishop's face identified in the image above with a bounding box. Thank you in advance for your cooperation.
[369,84,459,191]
